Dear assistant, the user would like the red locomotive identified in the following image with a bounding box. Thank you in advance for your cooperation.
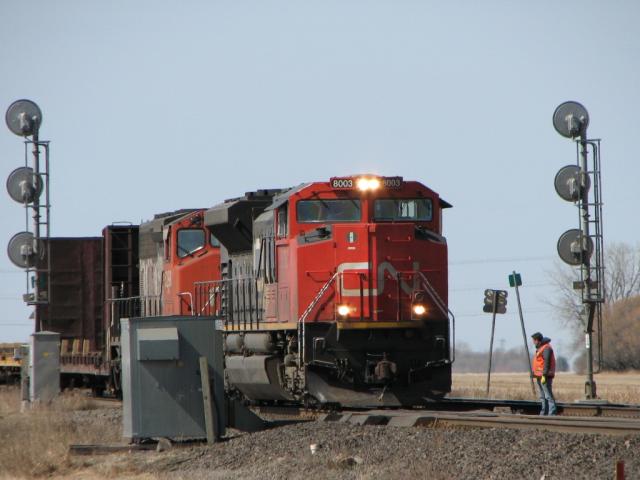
[200,175,454,406]
[28,175,453,405]
[35,209,220,394]
[138,209,221,316]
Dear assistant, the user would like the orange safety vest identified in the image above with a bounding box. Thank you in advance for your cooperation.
[533,343,556,378]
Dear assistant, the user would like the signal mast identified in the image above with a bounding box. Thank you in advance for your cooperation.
[552,101,604,400]
[5,99,51,331]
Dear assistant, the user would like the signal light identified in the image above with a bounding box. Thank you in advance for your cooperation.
[483,289,507,314]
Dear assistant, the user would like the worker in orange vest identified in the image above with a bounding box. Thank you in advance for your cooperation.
[531,332,557,416]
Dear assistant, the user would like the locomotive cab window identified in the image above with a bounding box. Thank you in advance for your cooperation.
[210,233,221,248]
[297,199,361,223]
[177,229,205,258]
[374,198,433,221]
[276,204,288,238]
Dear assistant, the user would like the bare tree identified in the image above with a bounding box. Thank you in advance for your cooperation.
[604,243,640,302]
[549,242,640,329]
[548,242,640,369]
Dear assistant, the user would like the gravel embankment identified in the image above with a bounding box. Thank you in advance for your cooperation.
[78,415,640,480]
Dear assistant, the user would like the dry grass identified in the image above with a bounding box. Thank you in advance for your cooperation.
[0,373,638,479]
[451,371,640,404]
[0,387,118,479]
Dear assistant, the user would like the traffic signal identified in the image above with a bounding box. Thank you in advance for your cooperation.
[483,289,507,314]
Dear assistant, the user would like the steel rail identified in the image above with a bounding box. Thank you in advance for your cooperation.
[319,409,640,436]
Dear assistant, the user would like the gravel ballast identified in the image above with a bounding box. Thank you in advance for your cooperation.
[86,418,639,480]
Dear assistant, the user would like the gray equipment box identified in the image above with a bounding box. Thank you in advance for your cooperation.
[29,331,60,403]
[121,316,225,441]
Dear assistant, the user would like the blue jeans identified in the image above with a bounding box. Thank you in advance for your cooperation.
[536,376,557,415]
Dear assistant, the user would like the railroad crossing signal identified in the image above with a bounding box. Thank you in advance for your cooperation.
[483,289,507,314]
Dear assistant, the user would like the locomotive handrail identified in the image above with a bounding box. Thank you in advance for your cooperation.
[193,279,221,316]
[416,271,455,364]
[105,295,162,318]
[177,291,194,316]
[297,271,340,368]
[193,280,220,316]
[193,276,261,328]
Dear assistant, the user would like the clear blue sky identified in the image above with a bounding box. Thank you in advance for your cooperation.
[1,1,639,355]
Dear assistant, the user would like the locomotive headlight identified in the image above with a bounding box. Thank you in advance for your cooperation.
[412,304,427,316]
[367,178,381,190]
[337,304,351,317]
[357,177,381,192]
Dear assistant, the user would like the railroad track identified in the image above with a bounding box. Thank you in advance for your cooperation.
[257,398,640,436]
[318,409,640,436]
[87,394,640,436]
[437,397,640,419]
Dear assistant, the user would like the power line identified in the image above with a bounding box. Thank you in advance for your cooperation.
[451,282,550,292]
[455,308,553,318]
[450,255,554,266]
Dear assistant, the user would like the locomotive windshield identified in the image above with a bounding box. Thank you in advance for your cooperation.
[373,198,433,221]
[177,229,205,257]
[297,199,361,223]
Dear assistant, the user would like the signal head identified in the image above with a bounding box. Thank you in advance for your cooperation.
[6,166,43,204]
[554,165,590,202]
[557,229,594,266]
[553,101,589,138]
[5,99,42,137]
[7,231,36,268]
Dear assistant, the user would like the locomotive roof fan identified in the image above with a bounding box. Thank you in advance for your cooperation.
[5,99,42,137]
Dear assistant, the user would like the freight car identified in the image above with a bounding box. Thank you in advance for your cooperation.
[34,209,219,395]
[197,175,454,407]
[0,343,22,384]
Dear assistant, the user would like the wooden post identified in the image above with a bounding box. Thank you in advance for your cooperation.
[199,356,217,444]
[616,460,625,480]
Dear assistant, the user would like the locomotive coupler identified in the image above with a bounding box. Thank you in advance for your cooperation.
[373,353,397,383]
